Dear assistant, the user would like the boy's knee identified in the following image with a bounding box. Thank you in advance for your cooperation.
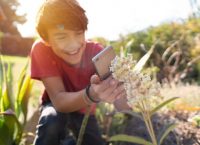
[38,105,65,133]
[34,105,68,145]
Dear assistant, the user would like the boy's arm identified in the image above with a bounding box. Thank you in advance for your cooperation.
[41,76,87,112]
[90,75,131,111]
[41,75,126,113]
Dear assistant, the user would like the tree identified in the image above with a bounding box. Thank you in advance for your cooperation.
[0,0,26,36]
[189,0,200,18]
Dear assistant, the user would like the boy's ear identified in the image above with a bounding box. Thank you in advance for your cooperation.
[43,41,51,46]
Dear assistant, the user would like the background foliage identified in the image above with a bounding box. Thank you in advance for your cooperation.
[93,18,200,84]
[0,0,26,35]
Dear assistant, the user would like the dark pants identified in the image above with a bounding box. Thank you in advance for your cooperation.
[33,103,104,145]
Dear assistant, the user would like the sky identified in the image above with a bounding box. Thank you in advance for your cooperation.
[17,0,193,40]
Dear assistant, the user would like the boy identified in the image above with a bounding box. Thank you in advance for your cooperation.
[31,0,128,145]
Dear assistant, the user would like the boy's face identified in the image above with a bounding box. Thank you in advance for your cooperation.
[47,28,86,66]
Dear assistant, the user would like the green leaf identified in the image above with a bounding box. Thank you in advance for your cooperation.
[150,97,179,116]
[0,117,12,145]
[0,55,4,100]
[110,134,154,145]
[16,75,33,126]
[16,60,29,98]
[119,110,143,121]
[0,111,23,145]
[1,63,14,111]
[0,88,11,112]
[158,124,177,145]
[0,58,13,112]
[15,60,30,119]
[125,39,134,55]
[5,63,14,110]
[133,43,156,72]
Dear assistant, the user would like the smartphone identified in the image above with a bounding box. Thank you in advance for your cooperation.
[92,46,131,111]
[92,46,116,80]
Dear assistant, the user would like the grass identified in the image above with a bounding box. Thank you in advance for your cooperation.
[2,55,29,84]
[2,55,28,63]
[160,82,200,111]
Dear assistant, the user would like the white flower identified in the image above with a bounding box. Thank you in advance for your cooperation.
[110,55,161,111]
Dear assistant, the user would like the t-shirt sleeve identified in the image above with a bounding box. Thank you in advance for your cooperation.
[30,41,60,80]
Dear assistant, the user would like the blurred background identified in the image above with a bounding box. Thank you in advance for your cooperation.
[0,0,200,145]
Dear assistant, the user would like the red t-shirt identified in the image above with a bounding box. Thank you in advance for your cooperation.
[30,40,103,114]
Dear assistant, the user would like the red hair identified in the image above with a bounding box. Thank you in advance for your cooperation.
[36,0,88,41]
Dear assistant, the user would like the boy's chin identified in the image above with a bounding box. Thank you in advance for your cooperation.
[66,57,82,66]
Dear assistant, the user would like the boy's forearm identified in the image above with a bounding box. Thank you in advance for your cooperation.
[51,89,90,113]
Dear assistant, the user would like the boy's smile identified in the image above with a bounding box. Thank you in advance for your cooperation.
[47,28,86,66]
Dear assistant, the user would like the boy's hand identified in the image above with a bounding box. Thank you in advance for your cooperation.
[89,74,126,103]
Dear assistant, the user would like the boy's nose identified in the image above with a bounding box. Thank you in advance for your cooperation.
[69,38,82,48]
[62,43,80,54]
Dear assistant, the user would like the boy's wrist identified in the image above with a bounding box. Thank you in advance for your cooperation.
[82,89,92,105]
[86,84,100,103]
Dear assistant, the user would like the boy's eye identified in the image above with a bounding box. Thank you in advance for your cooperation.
[55,35,68,40]
[57,36,66,40]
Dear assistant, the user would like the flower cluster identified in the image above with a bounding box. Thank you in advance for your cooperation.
[110,54,161,111]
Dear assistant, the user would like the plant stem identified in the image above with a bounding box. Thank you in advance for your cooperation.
[76,105,91,145]
[144,99,157,145]
[140,100,157,145]
[140,102,154,142]
[147,112,157,145]
[142,112,154,143]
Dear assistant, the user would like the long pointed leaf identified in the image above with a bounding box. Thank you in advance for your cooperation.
[16,60,29,98]
[0,110,23,145]
[0,88,11,112]
[6,63,13,95]
[15,60,29,118]
[16,75,33,125]
[0,117,11,145]
[0,55,4,100]
[150,97,179,116]
[5,63,14,110]
[110,134,154,145]
[0,57,13,112]
[158,124,177,145]
[125,39,134,55]
[133,43,156,72]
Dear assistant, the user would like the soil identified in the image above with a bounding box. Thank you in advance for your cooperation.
[120,110,200,145]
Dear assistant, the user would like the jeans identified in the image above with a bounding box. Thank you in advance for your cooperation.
[33,103,104,145]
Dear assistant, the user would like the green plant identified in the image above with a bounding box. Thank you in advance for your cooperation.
[76,106,91,145]
[0,55,33,145]
[76,44,178,145]
[110,18,200,84]
[188,115,200,127]
[95,102,127,140]
[109,48,178,145]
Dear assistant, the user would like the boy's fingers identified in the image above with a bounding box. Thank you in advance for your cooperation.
[90,74,101,84]
[115,91,127,100]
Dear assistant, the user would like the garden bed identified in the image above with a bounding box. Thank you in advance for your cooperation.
[120,109,200,145]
